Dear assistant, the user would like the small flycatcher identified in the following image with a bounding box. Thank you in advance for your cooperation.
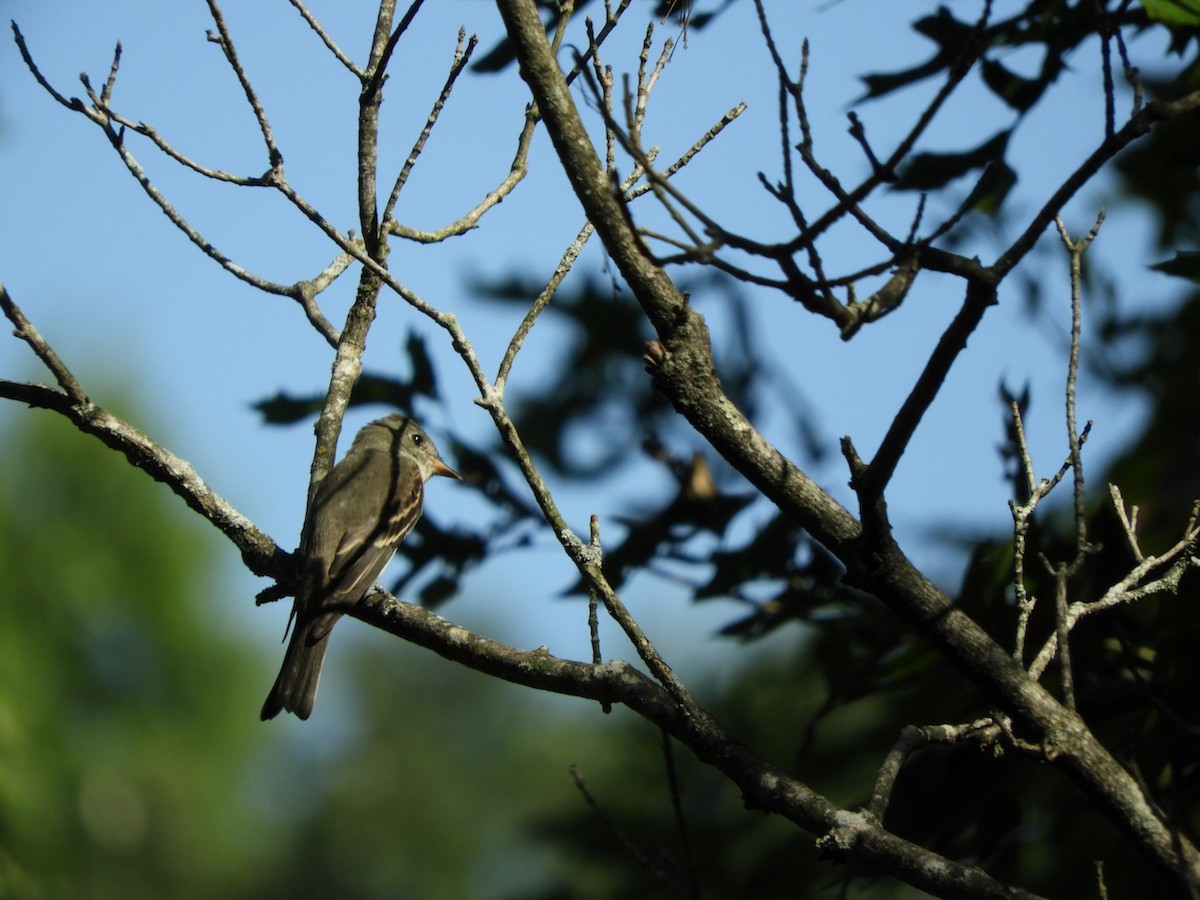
[262,414,461,721]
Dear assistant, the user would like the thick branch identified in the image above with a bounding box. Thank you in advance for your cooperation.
[353,586,1043,900]
[0,379,287,580]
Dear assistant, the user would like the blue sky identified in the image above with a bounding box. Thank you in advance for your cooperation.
[0,1,1184,721]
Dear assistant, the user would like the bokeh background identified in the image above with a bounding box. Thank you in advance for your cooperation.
[1,1,1197,896]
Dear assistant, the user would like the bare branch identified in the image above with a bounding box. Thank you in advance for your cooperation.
[381,28,478,228]
[387,112,535,242]
[587,515,604,668]
[494,0,1200,883]
[0,291,287,579]
[1110,483,1144,562]
[995,92,1200,278]
[355,579,1047,900]
[1009,405,1091,665]
[364,0,426,97]
[0,281,87,404]
[866,719,999,822]
[11,22,83,111]
[1026,515,1200,682]
[853,278,997,500]
[287,0,364,77]
[204,0,282,170]
[495,217,595,389]
[1055,212,1106,560]
[563,0,634,87]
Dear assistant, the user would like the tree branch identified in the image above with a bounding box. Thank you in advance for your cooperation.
[491,0,1200,886]
[0,273,1040,897]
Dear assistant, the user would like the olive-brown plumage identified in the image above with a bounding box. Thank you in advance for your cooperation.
[261,415,460,721]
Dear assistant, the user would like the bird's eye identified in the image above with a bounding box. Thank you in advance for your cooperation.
[411,433,424,446]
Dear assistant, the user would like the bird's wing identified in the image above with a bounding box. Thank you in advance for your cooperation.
[306,447,425,615]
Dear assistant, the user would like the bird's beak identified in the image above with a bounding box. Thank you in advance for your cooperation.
[433,459,463,480]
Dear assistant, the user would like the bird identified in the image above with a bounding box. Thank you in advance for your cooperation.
[261,414,461,721]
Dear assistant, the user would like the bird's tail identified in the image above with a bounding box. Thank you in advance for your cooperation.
[260,614,337,721]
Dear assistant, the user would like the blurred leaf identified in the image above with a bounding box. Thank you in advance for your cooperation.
[473,0,730,72]
[390,517,489,609]
[859,2,1143,104]
[0,404,268,899]
[405,331,439,399]
[1140,0,1200,26]
[1151,250,1200,280]
[449,438,542,523]
[1115,81,1200,248]
[564,447,754,595]
[981,54,1063,112]
[253,332,438,425]
[971,159,1018,216]
[859,7,974,99]
[252,390,321,424]
[893,130,1012,192]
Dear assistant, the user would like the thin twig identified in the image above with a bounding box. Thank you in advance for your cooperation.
[660,730,700,900]
[626,102,746,199]
[498,40,741,388]
[570,765,674,888]
[1055,212,1106,560]
[588,515,605,668]
[381,28,478,227]
[287,0,364,76]
[1008,405,1091,663]
[1109,483,1143,561]
[866,720,998,821]
[0,281,87,403]
[1050,568,1076,709]
[17,22,337,341]
[364,0,426,97]
[100,39,121,105]
[1097,0,1117,140]
[388,112,538,243]
[995,93,1200,278]
[1030,211,1106,706]
[562,0,633,87]
[205,0,282,170]
[496,219,595,389]
[771,0,991,257]
[1027,506,1200,681]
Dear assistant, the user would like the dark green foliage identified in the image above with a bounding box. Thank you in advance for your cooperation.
[0,407,270,899]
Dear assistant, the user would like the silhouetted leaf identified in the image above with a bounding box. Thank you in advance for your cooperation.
[981,56,1062,112]
[253,333,441,424]
[253,390,323,424]
[405,331,439,399]
[971,159,1017,216]
[390,518,488,609]
[1116,81,1200,248]
[474,0,731,72]
[448,439,541,523]
[562,448,754,595]
[859,7,974,99]
[1151,251,1200,281]
[893,130,1012,192]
